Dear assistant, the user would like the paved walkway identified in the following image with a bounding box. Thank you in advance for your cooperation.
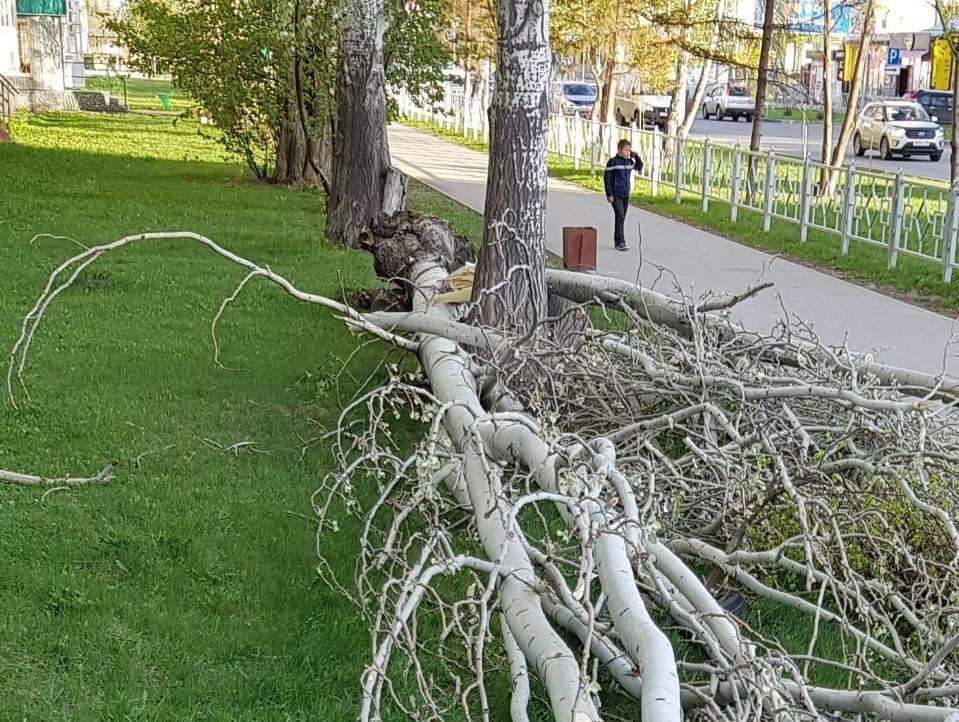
[389,124,959,375]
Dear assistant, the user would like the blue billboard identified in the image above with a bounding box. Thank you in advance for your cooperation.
[755,0,852,34]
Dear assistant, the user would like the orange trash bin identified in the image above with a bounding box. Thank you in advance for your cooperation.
[562,227,597,272]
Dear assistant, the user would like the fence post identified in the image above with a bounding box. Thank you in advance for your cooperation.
[799,154,812,243]
[674,135,684,204]
[573,114,582,170]
[762,148,775,233]
[887,169,905,269]
[943,181,959,283]
[840,161,856,255]
[590,116,598,175]
[652,124,661,197]
[701,137,712,212]
[730,144,741,222]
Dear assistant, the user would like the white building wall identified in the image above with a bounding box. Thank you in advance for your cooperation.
[62,0,85,86]
[0,0,19,74]
[873,0,937,34]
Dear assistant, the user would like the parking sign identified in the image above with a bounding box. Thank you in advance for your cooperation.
[887,47,901,67]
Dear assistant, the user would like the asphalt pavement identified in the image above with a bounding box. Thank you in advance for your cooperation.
[390,123,959,376]
[687,117,951,182]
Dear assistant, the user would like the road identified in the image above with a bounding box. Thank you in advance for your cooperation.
[687,117,951,182]
[390,123,959,376]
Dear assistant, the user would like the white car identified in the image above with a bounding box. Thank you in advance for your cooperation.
[552,81,597,116]
[614,93,670,129]
[853,101,944,161]
[701,84,755,122]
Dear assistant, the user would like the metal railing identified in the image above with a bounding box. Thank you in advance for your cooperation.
[397,88,959,283]
[0,72,16,125]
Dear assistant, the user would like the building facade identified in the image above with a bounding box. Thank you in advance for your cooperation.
[0,0,87,108]
[0,0,18,74]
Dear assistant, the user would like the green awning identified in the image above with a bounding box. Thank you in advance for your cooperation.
[16,0,66,15]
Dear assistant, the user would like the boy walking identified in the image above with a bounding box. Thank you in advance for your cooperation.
[604,139,644,251]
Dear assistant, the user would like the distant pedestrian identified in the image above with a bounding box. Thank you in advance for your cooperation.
[604,139,644,252]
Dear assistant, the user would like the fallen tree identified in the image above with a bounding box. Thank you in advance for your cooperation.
[9,225,959,722]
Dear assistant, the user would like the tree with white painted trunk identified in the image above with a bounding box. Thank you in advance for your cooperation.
[470,0,551,332]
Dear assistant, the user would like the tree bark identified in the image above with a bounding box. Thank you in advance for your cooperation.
[681,59,710,137]
[470,0,550,333]
[600,43,617,124]
[951,38,959,184]
[749,0,776,153]
[326,0,391,247]
[828,0,874,169]
[819,0,833,188]
[679,0,725,139]
[665,49,689,142]
[274,108,331,189]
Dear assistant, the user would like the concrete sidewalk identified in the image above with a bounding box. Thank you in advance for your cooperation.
[389,124,959,375]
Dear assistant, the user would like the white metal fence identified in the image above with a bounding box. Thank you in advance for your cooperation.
[397,89,959,283]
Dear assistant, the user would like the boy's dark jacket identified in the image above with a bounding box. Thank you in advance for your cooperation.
[604,152,644,198]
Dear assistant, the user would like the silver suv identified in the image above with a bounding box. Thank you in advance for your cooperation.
[701,84,755,122]
[854,101,944,161]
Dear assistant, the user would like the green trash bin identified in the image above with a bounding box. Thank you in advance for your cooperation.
[157,92,171,111]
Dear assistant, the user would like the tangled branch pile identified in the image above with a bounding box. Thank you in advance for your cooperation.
[9,227,959,722]
[321,245,959,720]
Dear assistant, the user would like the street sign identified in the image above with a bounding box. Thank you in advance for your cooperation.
[887,47,901,67]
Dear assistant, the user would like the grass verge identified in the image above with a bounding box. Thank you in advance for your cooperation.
[0,111,506,720]
[84,76,191,112]
[402,117,959,315]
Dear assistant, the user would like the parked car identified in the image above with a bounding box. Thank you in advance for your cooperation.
[916,89,953,127]
[853,101,944,161]
[701,84,755,121]
[552,81,597,116]
[614,93,670,129]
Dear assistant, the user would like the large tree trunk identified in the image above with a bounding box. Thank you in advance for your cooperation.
[470,0,550,333]
[749,0,776,153]
[274,108,332,189]
[326,0,391,247]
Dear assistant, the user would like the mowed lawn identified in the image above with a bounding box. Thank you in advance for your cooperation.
[84,75,192,112]
[0,112,490,721]
[0,111,856,721]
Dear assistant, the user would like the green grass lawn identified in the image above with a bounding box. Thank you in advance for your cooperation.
[0,109,879,720]
[0,111,508,721]
[84,76,191,112]
[403,117,959,313]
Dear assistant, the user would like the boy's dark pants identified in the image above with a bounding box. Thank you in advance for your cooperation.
[612,196,628,248]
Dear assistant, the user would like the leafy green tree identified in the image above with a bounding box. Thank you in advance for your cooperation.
[112,0,448,186]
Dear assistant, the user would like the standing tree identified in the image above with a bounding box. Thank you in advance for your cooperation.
[551,0,628,124]
[819,0,834,184]
[679,0,726,138]
[821,0,874,189]
[749,0,777,152]
[470,0,551,332]
[326,0,392,246]
[113,0,446,191]
[933,0,959,183]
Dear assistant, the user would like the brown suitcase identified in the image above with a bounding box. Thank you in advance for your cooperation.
[562,227,597,272]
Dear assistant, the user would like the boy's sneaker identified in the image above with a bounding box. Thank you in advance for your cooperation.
[615,244,629,252]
